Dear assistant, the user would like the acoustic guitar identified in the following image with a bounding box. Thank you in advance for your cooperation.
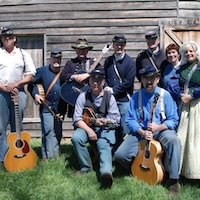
[82,107,118,128]
[4,92,37,172]
[131,93,164,185]
[60,42,113,106]
[36,84,63,121]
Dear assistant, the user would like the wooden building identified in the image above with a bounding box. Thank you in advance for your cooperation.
[1,0,200,138]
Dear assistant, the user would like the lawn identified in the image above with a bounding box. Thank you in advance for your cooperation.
[0,138,199,200]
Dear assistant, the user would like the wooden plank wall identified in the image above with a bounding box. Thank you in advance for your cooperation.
[0,0,178,64]
[1,0,199,137]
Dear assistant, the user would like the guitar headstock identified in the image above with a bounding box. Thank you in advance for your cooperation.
[102,42,113,54]
[55,114,63,122]
[152,93,160,108]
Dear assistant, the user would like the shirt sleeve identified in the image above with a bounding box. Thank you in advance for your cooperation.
[73,93,86,125]
[125,92,142,134]
[107,95,121,123]
[21,49,36,76]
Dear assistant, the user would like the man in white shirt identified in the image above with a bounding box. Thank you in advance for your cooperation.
[0,27,36,165]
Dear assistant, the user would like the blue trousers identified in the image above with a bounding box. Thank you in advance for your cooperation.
[71,127,115,175]
[0,91,26,162]
[117,101,130,135]
[40,112,62,159]
[114,129,181,179]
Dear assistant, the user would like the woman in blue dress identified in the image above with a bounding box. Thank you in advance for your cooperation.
[161,43,181,102]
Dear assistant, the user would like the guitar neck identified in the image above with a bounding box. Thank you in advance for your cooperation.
[83,116,116,126]
[88,53,104,73]
[42,101,63,121]
[14,102,21,141]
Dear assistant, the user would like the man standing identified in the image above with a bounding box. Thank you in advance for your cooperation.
[28,49,64,161]
[114,65,181,197]
[71,69,120,189]
[136,29,166,83]
[104,35,136,147]
[60,38,102,117]
[0,27,36,165]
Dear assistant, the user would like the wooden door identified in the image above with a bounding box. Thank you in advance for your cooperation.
[160,24,200,49]
[17,35,44,121]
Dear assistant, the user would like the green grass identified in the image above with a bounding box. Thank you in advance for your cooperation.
[0,138,199,200]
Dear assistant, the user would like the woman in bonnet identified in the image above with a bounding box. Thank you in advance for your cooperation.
[174,41,200,180]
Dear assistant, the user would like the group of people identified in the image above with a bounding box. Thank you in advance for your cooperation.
[1,27,200,197]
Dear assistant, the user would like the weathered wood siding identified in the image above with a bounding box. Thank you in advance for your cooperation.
[1,0,200,137]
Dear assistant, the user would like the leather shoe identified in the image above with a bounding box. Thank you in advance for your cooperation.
[169,182,180,197]
[101,173,113,189]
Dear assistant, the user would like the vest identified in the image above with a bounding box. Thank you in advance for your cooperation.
[85,90,111,118]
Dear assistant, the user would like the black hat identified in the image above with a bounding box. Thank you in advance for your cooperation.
[51,48,62,58]
[145,30,159,39]
[1,27,14,36]
[71,39,93,50]
[112,35,126,43]
[139,65,160,77]
[90,69,105,79]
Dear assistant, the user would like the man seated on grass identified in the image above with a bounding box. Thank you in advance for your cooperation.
[114,65,181,197]
[71,69,120,189]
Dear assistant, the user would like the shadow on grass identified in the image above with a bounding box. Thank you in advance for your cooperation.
[180,176,200,188]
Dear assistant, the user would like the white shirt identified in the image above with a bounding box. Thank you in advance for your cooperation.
[0,46,36,85]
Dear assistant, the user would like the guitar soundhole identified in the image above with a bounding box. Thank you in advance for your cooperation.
[145,150,150,159]
[16,140,23,148]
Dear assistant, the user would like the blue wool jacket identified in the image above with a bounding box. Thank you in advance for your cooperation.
[104,53,136,102]
[28,64,63,113]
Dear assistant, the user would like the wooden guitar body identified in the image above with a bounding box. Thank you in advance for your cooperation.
[4,131,37,172]
[60,81,89,106]
[4,92,37,172]
[131,139,164,185]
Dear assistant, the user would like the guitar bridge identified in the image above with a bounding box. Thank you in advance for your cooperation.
[14,154,26,158]
[140,164,150,171]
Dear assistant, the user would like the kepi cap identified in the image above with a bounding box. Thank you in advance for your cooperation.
[112,35,126,43]
[1,27,14,36]
[71,39,93,50]
[90,69,105,79]
[139,65,160,77]
[145,29,159,39]
[51,48,62,58]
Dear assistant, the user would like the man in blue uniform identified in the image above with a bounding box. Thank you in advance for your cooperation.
[60,39,102,117]
[28,48,65,161]
[136,29,166,84]
[104,35,136,148]
[114,65,181,197]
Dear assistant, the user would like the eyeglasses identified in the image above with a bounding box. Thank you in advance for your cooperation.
[2,34,15,39]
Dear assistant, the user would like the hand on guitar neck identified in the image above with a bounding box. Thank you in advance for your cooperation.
[82,107,118,128]
[72,73,90,84]
[131,93,164,185]
[60,42,113,106]
[35,84,63,121]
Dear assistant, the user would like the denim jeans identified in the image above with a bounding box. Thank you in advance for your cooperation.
[40,112,62,159]
[0,91,26,162]
[71,127,115,175]
[114,129,181,179]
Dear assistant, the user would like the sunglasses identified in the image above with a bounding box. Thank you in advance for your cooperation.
[2,34,15,39]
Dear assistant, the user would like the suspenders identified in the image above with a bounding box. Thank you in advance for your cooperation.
[138,88,166,122]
